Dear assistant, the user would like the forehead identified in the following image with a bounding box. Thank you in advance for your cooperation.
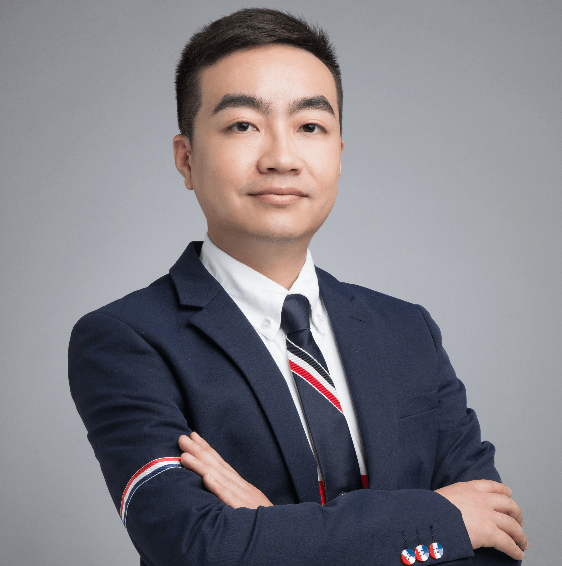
[197,44,338,112]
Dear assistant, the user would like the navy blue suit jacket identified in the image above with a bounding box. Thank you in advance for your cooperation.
[69,242,519,565]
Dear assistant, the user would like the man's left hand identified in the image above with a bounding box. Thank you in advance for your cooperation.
[178,432,273,509]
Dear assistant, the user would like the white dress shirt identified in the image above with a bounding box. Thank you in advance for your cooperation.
[200,234,368,481]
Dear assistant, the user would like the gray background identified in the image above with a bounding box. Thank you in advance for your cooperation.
[1,0,560,564]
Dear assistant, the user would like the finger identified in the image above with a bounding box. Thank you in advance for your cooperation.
[202,474,255,508]
[185,454,248,506]
[179,434,212,462]
[191,431,221,454]
[188,433,235,471]
[201,472,238,504]
[180,451,236,488]
[495,511,529,552]
[179,432,212,452]
[180,451,208,476]
[182,455,237,505]
[182,452,273,509]
[190,441,235,474]
[191,431,208,445]
[204,472,272,509]
[182,442,247,494]
[181,434,260,504]
[201,472,226,500]
[178,433,192,451]
[179,432,210,453]
[489,523,525,560]
[472,479,512,497]
[491,494,524,526]
[180,433,220,461]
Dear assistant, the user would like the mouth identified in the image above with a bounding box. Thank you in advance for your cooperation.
[249,188,307,197]
[248,189,307,205]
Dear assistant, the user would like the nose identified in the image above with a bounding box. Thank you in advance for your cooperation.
[257,127,304,175]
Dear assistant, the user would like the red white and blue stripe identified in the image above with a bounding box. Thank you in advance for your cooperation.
[120,457,181,526]
[281,294,363,502]
[286,338,342,412]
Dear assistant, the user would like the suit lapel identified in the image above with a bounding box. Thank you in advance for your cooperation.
[170,243,321,503]
[318,269,400,491]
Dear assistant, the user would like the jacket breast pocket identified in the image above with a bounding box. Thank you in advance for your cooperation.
[397,389,438,419]
[396,389,438,489]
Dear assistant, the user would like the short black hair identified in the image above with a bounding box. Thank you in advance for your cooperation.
[175,8,342,141]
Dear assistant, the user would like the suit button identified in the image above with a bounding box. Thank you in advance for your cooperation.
[339,492,347,496]
[415,545,429,562]
[429,542,443,559]
[401,549,416,565]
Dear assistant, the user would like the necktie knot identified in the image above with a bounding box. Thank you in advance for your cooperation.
[281,294,311,335]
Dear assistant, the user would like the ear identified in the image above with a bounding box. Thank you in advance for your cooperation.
[339,139,344,175]
[173,134,194,191]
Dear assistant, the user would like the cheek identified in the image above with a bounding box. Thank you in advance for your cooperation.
[315,165,341,210]
[205,141,257,187]
[306,142,341,183]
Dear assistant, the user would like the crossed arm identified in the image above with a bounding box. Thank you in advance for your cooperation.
[70,306,529,565]
[179,432,528,561]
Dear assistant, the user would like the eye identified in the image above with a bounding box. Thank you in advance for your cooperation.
[228,122,256,132]
[299,123,326,134]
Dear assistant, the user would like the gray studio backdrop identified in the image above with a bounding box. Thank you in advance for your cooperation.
[1,1,560,564]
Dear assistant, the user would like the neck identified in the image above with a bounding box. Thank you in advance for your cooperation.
[208,231,311,290]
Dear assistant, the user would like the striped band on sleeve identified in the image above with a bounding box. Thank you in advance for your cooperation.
[120,457,182,526]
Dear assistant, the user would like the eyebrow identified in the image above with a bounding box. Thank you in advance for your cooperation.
[211,94,335,117]
[289,96,335,116]
[212,94,271,115]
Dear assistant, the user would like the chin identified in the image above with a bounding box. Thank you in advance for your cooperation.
[254,235,300,245]
[250,225,311,246]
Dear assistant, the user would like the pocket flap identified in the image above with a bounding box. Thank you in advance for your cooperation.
[397,389,438,419]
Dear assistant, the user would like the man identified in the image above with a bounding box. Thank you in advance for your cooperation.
[69,8,528,565]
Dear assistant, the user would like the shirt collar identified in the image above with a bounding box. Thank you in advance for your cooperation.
[199,234,322,341]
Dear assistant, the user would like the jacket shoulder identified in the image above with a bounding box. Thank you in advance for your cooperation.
[316,266,421,317]
[72,273,181,335]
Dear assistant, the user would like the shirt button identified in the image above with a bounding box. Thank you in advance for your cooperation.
[261,319,271,328]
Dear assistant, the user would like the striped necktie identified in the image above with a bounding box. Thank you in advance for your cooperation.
[281,294,362,503]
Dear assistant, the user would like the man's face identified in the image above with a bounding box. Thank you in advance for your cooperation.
[174,44,343,249]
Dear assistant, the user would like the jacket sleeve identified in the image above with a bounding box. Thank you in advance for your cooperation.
[417,305,521,565]
[416,305,502,489]
[69,309,514,566]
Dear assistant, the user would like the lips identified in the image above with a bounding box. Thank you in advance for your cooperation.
[249,188,306,197]
[248,189,306,205]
